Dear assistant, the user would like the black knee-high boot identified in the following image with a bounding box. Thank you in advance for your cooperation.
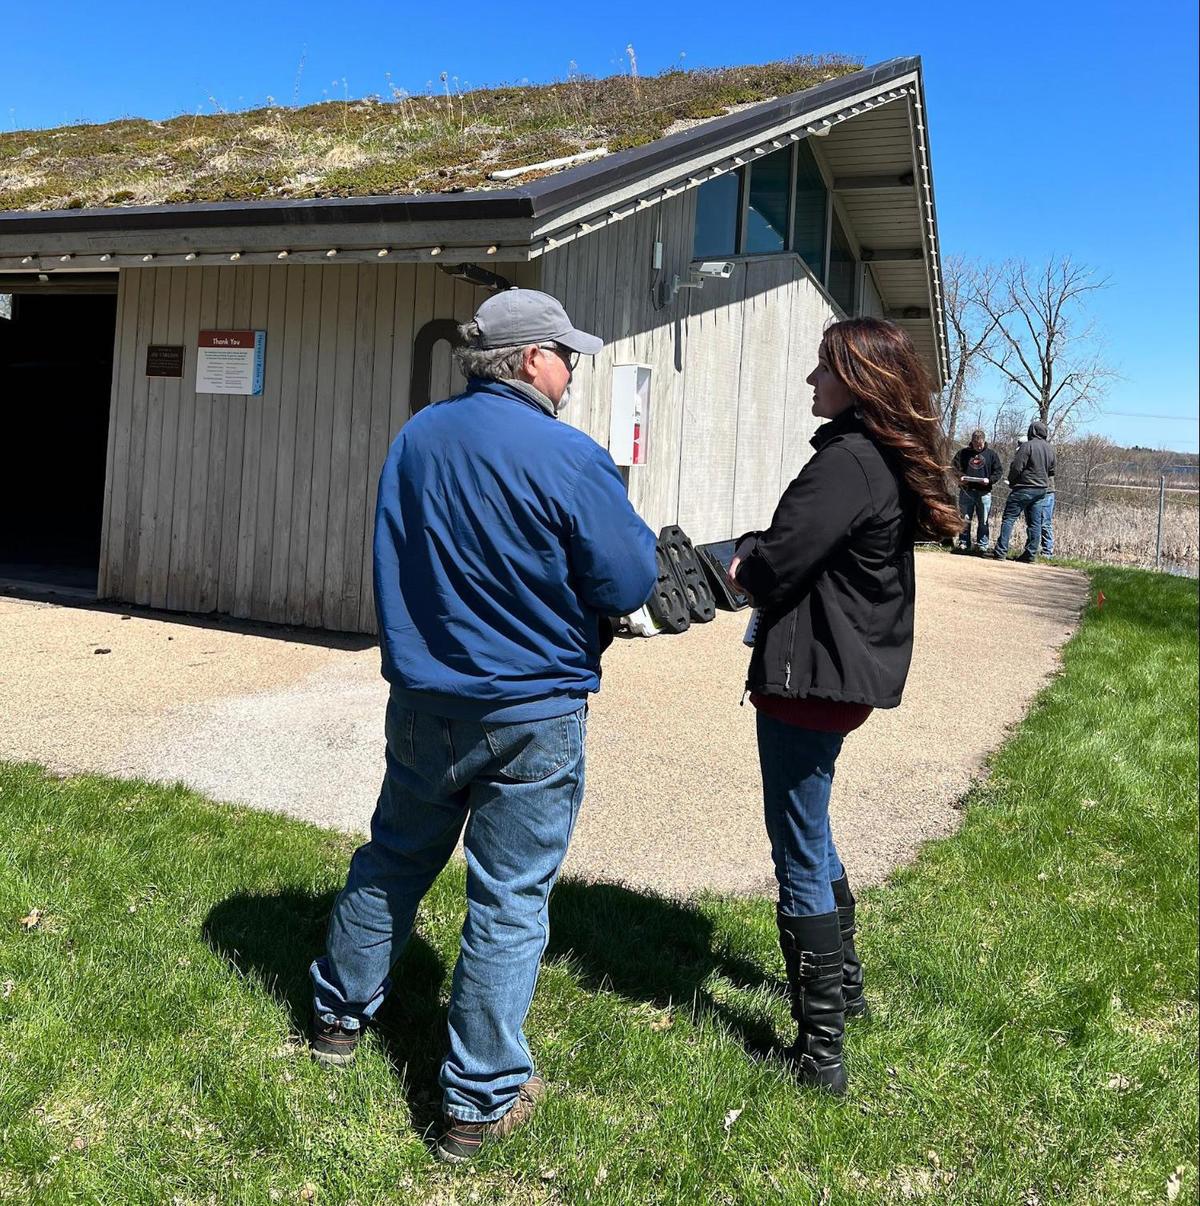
[830,873,869,1021]
[776,909,847,1095]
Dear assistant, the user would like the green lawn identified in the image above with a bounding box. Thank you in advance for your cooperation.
[1,565,1197,1205]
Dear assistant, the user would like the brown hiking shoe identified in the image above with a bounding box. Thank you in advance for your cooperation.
[310,1010,362,1067]
[436,1075,546,1163]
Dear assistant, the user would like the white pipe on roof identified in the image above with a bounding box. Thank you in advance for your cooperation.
[488,147,609,181]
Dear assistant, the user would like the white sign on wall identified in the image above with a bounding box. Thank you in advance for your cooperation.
[196,330,266,395]
[610,364,651,467]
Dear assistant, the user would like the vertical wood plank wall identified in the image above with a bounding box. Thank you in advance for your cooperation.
[541,197,837,544]
[99,209,835,634]
[541,192,695,531]
[97,260,537,633]
[861,266,884,319]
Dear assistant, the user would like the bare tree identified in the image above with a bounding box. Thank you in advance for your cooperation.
[976,256,1116,438]
[939,256,1008,442]
[989,396,1027,448]
[1057,432,1116,516]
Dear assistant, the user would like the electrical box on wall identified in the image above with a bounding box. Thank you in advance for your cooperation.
[610,364,651,467]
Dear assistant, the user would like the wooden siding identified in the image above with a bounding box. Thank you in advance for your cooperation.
[98,260,537,632]
[861,265,884,319]
[99,213,836,633]
[542,205,837,545]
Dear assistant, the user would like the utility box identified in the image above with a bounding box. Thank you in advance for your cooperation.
[609,364,651,467]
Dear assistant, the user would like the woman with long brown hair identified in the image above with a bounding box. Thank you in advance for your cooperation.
[728,317,959,1095]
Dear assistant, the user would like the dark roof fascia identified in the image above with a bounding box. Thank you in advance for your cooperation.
[520,56,922,223]
[0,188,535,237]
[0,271,118,293]
[0,57,919,240]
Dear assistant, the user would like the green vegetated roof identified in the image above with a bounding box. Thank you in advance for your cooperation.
[0,57,861,213]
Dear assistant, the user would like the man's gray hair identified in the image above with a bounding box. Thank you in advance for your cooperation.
[454,319,529,381]
[971,428,987,442]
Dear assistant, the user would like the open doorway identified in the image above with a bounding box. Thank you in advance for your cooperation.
[0,287,118,593]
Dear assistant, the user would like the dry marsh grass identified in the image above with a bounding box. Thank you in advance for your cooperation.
[1052,492,1199,573]
[0,57,860,212]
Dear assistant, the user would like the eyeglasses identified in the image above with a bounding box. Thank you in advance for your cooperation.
[539,343,579,372]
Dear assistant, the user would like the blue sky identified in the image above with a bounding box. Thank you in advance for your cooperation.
[6,1,1198,451]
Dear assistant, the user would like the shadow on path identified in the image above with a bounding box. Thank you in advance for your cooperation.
[1,588,376,650]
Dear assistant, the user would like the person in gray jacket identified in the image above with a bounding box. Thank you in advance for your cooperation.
[992,420,1056,562]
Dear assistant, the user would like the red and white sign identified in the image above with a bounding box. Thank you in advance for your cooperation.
[197,329,266,395]
[610,364,651,469]
[199,329,256,349]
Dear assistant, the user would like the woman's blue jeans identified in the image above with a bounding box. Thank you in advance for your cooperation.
[756,712,846,916]
[311,693,586,1122]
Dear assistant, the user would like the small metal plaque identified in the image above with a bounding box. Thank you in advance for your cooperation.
[146,344,185,377]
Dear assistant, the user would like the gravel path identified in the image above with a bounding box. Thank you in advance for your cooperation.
[0,552,1087,897]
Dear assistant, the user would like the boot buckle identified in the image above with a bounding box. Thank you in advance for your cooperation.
[797,949,842,976]
[795,1052,821,1074]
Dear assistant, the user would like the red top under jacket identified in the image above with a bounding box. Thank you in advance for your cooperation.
[750,693,874,733]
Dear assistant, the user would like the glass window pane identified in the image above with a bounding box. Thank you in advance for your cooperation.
[693,170,741,259]
[827,211,856,314]
[792,140,827,279]
[744,147,791,254]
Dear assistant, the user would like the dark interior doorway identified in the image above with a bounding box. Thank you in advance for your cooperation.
[0,291,118,592]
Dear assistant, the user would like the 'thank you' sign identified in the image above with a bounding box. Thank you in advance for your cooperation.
[197,330,266,395]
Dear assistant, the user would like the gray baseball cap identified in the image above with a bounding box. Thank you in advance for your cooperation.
[472,287,603,354]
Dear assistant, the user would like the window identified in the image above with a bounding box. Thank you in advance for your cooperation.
[827,211,857,314]
[692,170,742,259]
[743,147,791,254]
[791,140,827,280]
[686,133,869,317]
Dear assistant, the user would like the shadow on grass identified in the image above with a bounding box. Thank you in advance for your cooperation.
[548,880,784,1057]
[202,889,450,1139]
[201,878,783,1138]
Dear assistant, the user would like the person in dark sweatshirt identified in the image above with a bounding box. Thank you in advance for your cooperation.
[309,289,657,1162]
[728,318,960,1096]
[993,420,1056,562]
[951,429,1004,552]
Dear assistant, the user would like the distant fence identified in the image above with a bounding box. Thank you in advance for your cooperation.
[955,440,1199,576]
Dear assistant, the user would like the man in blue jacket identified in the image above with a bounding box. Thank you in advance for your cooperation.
[309,288,657,1162]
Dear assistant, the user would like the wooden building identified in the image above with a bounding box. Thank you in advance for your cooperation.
[0,56,947,634]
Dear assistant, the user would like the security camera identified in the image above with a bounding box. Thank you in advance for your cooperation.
[657,260,737,306]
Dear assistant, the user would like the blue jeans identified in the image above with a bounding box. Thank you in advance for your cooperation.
[311,693,586,1122]
[757,713,846,916]
[994,487,1047,557]
[958,489,992,549]
[1036,492,1055,555]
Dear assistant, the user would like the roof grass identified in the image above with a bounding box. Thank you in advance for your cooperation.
[0,56,861,213]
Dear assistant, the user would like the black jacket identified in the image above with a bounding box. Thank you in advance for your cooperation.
[1007,422,1056,490]
[735,410,918,709]
[953,445,1003,493]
